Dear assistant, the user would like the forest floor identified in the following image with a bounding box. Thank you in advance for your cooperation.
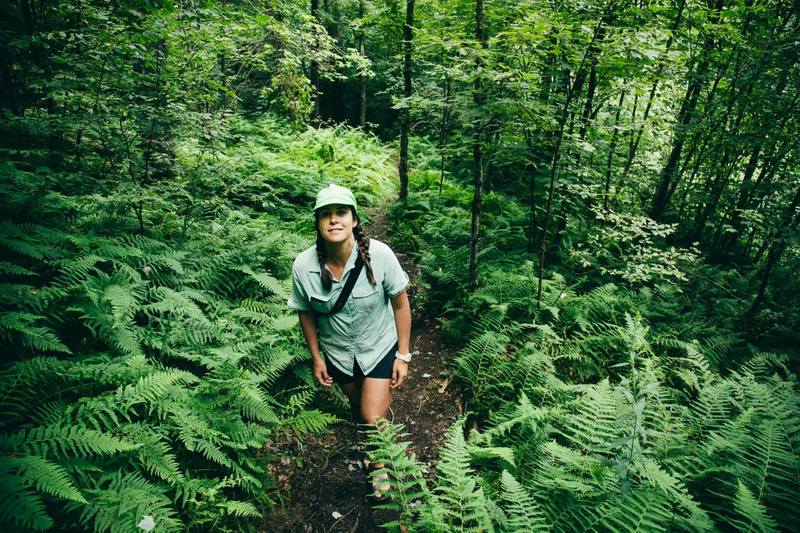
[260,204,462,532]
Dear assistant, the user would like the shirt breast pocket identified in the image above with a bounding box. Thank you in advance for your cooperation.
[352,283,383,314]
[309,291,335,314]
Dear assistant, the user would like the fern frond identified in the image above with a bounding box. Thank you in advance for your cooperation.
[75,470,181,533]
[730,479,780,533]
[637,458,714,530]
[2,424,140,459]
[281,409,338,437]
[0,455,86,503]
[0,260,37,276]
[0,475,54,530]
[114,370,199,411]
[433,422,495,532]
[592,489,673,532]
[364,420,432,528]
[221,499,260,518]
[0,311,71,353]
[236,265,289,298]
[498,470,549,532]
[556,380,621,454]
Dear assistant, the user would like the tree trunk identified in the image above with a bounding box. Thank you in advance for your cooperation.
[604,88,626,210]
[650,0,721,220]
[358,0,367,128]
[437,76,451,196]
[746,185,800,318]
[536,11,610,308]
[310,0,321,120]
[398,0,414,202]
[622,0,685,180]
[468,0,485,292]
[649,70,704,220]
[578,64,598,141]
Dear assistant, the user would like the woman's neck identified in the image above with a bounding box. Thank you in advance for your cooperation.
[324,236,355,267]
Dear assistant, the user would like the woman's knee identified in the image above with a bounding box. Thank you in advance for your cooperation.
[359,407,386,426]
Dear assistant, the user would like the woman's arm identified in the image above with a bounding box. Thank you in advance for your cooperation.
[298,311,333,387]
[390,290,411,389]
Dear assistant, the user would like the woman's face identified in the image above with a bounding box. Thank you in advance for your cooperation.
[316,204,357,245]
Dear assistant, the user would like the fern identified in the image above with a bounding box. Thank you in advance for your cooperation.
[364,420,432,531]
[497,470,549,532]
[0,475,55,530]
[730,479,780,533]
[3,424,140,459]
[591,489,674,532]
[432,422,495,532]
[74,471,181,533]
[220,499,260,518]
[0,311,71,353]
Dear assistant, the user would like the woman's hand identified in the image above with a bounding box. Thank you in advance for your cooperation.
[313,359,333,387]
[391,359,408,389]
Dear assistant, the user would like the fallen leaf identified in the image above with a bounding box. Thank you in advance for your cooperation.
[332,511,343,519]
[422,373,432,378]
[438,378,449,393]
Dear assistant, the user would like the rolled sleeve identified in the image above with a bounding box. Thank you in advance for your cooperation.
[287,265,312,312]
[378,242,409,297]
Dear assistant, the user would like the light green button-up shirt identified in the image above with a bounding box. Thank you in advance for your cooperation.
[288,239,409,376]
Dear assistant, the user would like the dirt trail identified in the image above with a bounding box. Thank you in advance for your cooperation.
[260,206,462,532]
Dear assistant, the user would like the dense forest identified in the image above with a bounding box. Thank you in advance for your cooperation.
[1,0,798,531]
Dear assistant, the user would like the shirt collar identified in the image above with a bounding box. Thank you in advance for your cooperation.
[308,241,359,276]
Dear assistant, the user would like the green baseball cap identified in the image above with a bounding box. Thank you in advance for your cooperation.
[314,184,357,211]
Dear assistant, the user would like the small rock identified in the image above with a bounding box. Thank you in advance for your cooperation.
[332,511,343,520]
[137,516,155,532]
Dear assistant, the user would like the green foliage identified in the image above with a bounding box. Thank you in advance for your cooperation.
[371,236,799,532]
[0,89,391,530]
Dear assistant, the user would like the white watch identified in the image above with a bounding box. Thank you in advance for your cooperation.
[395,351,412,363]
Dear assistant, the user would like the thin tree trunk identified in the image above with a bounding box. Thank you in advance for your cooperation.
[537,10,610,308]
[604,88,626,210]
[437,76,451,196]
[469,0,485,293]
[398,0,414,202]
[650,0,720,220]
[310,0,321,120]
[578,64,598,140]
[622,0,685,179]
[650,70,704,220]
[746,185,800,318]
[358,0,367,128]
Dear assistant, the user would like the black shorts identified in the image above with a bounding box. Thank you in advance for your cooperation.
[324,343,398,384]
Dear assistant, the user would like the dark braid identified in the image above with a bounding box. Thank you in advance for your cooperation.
[315,233,333,291]
[353,225,377,286]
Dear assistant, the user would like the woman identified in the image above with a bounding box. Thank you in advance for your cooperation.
[287,184,412,498]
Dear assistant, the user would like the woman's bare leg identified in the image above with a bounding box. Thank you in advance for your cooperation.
[359,378,392,425]
[359,378,392,496]
[338,381,363,421]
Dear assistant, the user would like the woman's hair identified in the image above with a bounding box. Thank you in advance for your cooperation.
[315,208,377,291]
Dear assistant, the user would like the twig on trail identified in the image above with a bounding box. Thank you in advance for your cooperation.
[324,506,357,533]
[348,513,360,533]
[416,398,427,416]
